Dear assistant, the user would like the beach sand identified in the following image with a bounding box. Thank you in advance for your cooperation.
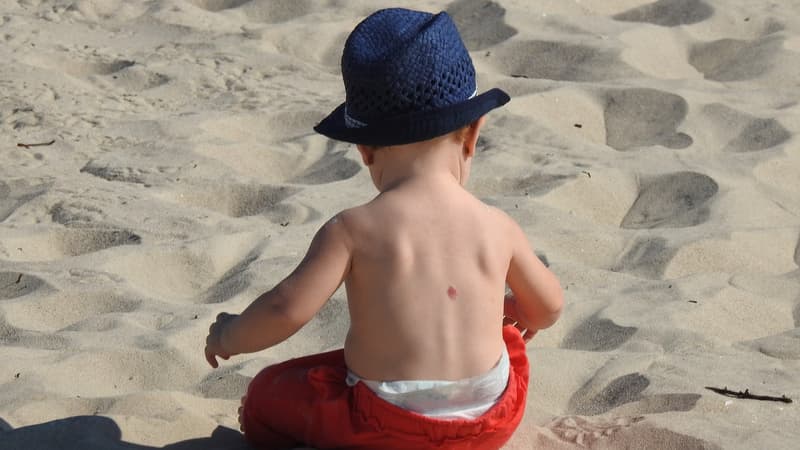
[1,0,798,448]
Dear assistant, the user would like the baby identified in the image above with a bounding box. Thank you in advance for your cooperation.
[205,8,563,449]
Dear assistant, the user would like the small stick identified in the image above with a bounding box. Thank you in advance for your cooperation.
[1,274,23,290]
[17,139,55,149]
[705,386,793,404]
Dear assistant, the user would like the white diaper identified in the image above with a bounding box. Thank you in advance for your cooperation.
[346,348,510,420]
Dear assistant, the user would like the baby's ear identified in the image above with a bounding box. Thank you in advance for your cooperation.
[462,116,487,157]
[356,144,375,165]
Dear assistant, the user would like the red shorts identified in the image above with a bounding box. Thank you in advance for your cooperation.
[241,325,529,449]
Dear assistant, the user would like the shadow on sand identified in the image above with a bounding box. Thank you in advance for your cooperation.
[0,416,251,450]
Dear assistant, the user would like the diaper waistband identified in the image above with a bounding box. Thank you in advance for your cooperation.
[346,348,510,419]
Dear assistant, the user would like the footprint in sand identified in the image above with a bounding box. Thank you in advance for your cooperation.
[604,88,693,151]
[568,372,701,416]
[446,0,517,51]
[561,313,637,352]
[50,201,106,226]
[107,65,170,92]
[493,40,637,82]
[67,0,149,21]
[1,104,44,131]
[80,161,151,185]
[56,228,142,257]
[471,172,572,198]
[613,0,714,27]
[703,104,790,153]
[575,373,648,412]
[621,172,718,229]
[689,36,784,82]
[544,415,719,449]
[188,0,252,12]
[63,315,120,333]
[546,415,645,447]
[726,117,791,153]
[0,179,50,222]
[611,236,677,279]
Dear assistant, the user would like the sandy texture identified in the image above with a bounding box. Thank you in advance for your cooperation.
[1,0,798,449]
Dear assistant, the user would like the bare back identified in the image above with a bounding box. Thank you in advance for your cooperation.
[340,175,514,381]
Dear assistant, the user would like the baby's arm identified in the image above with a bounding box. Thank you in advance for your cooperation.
[205,216,352,368]
[504,219,563,339]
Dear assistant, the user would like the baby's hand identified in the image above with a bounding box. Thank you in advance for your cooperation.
[205,312,238,368]
[503,296,536,343]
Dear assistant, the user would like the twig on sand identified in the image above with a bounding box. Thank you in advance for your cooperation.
[1,274,23,291]
[705,386,793,404]
[17,139,55,149]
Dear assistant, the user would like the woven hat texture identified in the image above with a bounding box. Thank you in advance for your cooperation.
[314,8,509,146]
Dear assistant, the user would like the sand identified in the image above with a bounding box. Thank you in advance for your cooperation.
[1,0,798,449]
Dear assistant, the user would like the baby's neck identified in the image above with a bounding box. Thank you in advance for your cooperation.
[373,139,466,192]
[379,171,461,195]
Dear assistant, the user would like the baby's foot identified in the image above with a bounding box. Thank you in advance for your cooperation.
[238,395,247,432]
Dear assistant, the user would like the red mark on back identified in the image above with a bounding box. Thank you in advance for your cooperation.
[447,286,458,300]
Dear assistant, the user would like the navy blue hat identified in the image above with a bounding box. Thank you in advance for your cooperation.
[314,8,510,146]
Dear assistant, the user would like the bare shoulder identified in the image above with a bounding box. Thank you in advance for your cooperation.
[326,204,377,243]
[334,203,371,229]
[336,193,410,233]
[312,209,360,252]
[481,203,525,238]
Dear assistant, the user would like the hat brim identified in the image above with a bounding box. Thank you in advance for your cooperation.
[314,88,510,146]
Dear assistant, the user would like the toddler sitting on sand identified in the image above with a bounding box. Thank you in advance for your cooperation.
[204,8,563,449]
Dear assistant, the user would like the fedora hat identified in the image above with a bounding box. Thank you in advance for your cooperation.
[314,8,510,146]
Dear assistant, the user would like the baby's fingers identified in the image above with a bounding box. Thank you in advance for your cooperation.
[205,346,219,368]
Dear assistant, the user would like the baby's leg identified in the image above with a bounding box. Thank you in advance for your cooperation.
[240,349,349,449]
